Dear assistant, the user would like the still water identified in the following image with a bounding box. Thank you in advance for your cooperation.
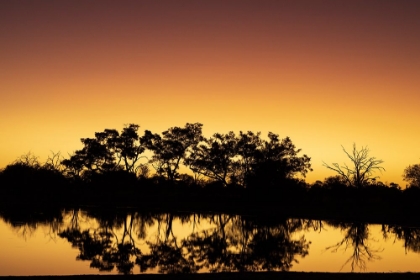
[0,209,419,275]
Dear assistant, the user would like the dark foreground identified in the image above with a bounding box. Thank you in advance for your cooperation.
[1,273,420,280]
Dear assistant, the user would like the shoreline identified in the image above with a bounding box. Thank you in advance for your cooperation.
[2,272,420,280]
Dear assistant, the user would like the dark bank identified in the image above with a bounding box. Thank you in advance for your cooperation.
[2,272,420,280]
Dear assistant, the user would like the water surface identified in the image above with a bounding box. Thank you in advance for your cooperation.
[1,209,419,275]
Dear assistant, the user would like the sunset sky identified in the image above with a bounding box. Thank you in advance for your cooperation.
[1,0,419,186]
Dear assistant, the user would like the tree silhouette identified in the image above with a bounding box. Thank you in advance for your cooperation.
[141,123,203,183]
[0,152,66,196]
[114,124,145,173]
[61,124,145,180]
[187,131,312,188]
[403,164,420,188]
[322,176,348,189]
[235,131,264,187]
[247,134,312,189]
[186,132,239,187]
[323,144,384,188]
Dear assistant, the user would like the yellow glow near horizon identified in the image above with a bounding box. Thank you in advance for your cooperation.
[1,1,420,188]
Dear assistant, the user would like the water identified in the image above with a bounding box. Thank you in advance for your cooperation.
[1,209,419,275]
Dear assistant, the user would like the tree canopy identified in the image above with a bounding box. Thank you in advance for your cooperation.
[403,164,420,188]
[58,122,312,189]
[61,124,144,180]
[186,131,312,188]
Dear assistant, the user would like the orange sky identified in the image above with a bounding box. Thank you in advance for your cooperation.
[1,0,420,186]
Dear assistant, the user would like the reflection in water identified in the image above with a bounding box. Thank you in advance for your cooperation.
[1,208,420,274]
[325,221,382,272]
[0,209,310,274]
[58,211,148,274]
[181,217,310,272]
[382,225,420,254]
[0,207,64,241]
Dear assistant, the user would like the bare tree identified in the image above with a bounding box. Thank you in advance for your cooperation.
[44,151,64,171]
[14,152,41,168]
[323,144,384,188]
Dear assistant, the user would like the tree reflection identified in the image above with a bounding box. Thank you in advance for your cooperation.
[137,238,199,273]
[182,214,232,272]
[135,212,201,273]
[6,207,420,274]
[58,213,142,274]
[382,225,420,253]
[0,207,64,240]
[55,212,311,274]
[0,209,312,274]
[326,222,381,271]
[247,226,309,271]
[182,216,310,272]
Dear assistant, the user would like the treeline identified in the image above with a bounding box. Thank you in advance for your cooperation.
[1,122,420,213]
[0,123,313,189]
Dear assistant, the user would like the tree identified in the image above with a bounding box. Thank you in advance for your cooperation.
[141,123,203,183]
[113,124,145,173]
[0,152,66,194]
[323,144,385,188]
[246,134,312,189]
[187,131,312,189]
[322,175,348,190]
[403,164,420,188]
[61,124,145,179]
[235,131,264,187]
[186,131,239,187]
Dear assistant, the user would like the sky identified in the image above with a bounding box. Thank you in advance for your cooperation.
[1,0,420,187]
